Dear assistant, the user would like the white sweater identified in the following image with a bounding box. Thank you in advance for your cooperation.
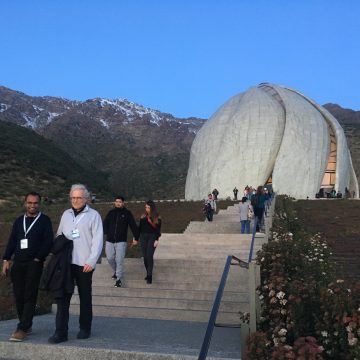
[57,205,103,269]
[239,202,251,221]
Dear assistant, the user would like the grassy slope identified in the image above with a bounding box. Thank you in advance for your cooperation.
[0,120,111,201]
[294,199,360,279]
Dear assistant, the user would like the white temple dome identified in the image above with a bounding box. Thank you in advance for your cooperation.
[185,83,359,200]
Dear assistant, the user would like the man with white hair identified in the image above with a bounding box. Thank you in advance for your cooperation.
[48,184,103,344]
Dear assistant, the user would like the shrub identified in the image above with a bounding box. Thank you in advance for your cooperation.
[248,195,360,359]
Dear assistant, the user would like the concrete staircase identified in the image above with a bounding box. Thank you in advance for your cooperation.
[69,203,266,325]
[0,202,270,360]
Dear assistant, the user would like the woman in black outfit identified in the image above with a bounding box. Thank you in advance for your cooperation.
[133,200,161,284]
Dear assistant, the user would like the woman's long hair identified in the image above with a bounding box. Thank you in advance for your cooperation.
[144,200,160,224]
[256,186,264,195]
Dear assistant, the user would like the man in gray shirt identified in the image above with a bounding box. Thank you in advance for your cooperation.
[48,184,103,344]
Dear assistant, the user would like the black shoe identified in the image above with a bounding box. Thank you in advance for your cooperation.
[48,332,68,344]
[114,279,122,288]
[146,276,152,284]
[111,272,116,279]
[77,329,91,339]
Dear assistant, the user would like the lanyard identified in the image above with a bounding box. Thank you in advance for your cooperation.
[72,209,86,227]
[23,212,42,237]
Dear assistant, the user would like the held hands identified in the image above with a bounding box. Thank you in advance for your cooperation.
[154,240,159,248]
[83,264,93,273]
[132,239,139,247]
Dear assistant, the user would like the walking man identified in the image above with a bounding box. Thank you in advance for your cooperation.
[2,192,53,342]
[48,184,103,343]
[103,196,138,287]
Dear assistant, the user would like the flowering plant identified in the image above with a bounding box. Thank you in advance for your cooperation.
[247,195,360,359]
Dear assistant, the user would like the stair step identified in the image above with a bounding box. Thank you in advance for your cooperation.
[88,279,249,291]
[87,286,248,302]
[71,293,246,312]
[69,304,245,323]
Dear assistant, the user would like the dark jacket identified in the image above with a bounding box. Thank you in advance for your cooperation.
[103,207,139,243]
[39,235,74,299]
[137,216,162,240]
[3,213,53,262]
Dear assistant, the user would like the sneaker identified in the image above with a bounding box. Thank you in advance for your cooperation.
[114,279,122,287]
[9,329,27,342]
[111,272,116,279]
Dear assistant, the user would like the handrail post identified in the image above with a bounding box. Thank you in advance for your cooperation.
[240,322,249,359]
[248,262,259,333]
[247,217,257,263]
[198,255,232,360]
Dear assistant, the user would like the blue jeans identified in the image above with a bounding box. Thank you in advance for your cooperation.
[241,220,250,234]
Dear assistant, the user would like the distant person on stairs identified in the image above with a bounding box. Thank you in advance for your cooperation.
[239,197,253,234]
[48,184,103,344]
[233,187,239,200]
[103,196,139,288]
[204,193,216,221]
[132,200,161,285]
[251,186,266,232]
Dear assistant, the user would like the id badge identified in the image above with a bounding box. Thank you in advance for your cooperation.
[72,229,80,239]
[20,238,28,249]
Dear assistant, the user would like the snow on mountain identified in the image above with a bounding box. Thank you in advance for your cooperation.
[99,118,109,128]
[96,98,163,125]
[0,103,9,112]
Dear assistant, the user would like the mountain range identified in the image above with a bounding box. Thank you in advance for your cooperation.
[0,86,204,200]
[0,85,359,201]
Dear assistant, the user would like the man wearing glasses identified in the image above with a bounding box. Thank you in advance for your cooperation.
[48,184,103,343]
[2,192,53,342]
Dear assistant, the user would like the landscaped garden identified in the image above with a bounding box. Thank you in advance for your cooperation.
[247,196,360,359]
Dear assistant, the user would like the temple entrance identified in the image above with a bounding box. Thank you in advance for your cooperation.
[321,125,337,192]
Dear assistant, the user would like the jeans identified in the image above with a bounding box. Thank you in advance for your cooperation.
[140,233,157,277]
[240,220,250,234]
[254,207,265,231]
[206,210,214,222]
[105,241,127,280]
[11,260,43,331]
[55,264,93,334]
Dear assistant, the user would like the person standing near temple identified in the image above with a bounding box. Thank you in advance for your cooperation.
[233,187,239,200]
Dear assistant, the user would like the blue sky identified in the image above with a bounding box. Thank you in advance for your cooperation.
[0,1,359,118]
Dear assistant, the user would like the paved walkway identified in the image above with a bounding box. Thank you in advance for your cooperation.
[0,314,240,360]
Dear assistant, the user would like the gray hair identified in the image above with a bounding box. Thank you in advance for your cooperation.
[70,184,90,200]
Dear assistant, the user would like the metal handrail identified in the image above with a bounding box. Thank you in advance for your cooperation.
[198,255,243,360]
[198,193,275,359]
[247,217,258,264]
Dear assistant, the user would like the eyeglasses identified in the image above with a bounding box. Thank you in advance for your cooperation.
[71,197,84,200]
